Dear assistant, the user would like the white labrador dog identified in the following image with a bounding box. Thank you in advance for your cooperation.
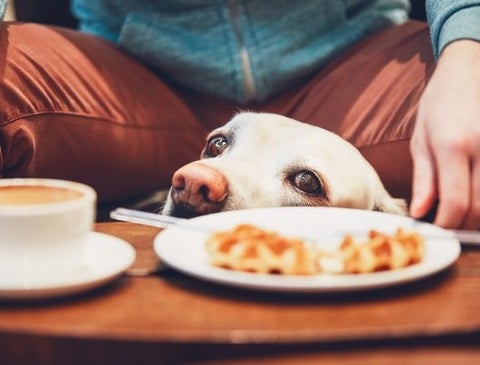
[162,112,407,217]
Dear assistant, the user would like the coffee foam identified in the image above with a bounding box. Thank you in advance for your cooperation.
[0,185,84,205]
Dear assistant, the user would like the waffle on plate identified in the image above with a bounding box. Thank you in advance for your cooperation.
[206,224,425,275]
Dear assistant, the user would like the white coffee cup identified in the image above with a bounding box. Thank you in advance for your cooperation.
[0,178,97,280]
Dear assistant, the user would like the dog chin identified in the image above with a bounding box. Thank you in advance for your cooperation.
[162,200,226,218]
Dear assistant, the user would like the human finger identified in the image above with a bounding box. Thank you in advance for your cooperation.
[433,149,470,228]
[461,156,480,229]
[409,131,437,220]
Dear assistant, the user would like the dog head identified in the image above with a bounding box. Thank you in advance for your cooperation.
[162,112,407,217]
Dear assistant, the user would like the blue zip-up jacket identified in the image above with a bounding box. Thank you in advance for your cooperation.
[0,1,479,103]
[69,0,411,103]
[427,0,480,58]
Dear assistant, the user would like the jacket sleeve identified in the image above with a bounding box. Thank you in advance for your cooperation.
[0,0,8,20]
[427,0,480,58]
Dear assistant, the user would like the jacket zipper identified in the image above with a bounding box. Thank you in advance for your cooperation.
[228,0,257,102]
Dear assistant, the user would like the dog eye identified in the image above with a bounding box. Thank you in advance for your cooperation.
[205,136,228,157]
[292,171,323,194]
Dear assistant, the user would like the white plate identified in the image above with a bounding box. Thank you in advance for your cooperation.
[0,232,136,300]
[154,207,461,293]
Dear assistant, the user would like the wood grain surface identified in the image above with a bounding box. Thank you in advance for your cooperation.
[0,222,478,365]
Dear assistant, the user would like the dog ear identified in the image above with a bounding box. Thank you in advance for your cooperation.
[374,189,408,215]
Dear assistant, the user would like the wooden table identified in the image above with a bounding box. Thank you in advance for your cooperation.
[0,222,479,365]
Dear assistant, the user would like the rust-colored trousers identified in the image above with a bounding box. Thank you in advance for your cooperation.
[0,21,434,204]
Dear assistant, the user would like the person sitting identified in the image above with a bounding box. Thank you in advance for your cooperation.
[0,0,479,229]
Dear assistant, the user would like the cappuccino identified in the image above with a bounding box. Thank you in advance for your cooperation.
[0,185,84,205]
[0,178,97,279]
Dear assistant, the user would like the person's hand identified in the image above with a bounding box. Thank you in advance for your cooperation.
[410,40,480,229]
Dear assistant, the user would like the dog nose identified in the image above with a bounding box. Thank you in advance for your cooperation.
[170,162,228,215]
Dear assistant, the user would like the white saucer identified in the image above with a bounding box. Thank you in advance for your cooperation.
[0,232,136,300]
